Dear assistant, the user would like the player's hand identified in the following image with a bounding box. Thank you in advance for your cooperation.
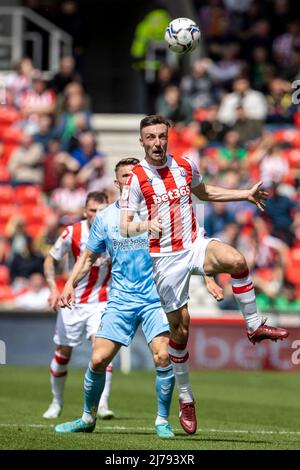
[247,181,269,212]
[48,287,60,310]
[205,277,224,301]
[59,281,75,309]
[148,216,162,238]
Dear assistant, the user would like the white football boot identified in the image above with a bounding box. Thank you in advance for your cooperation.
[97,406,115,420]
[43,401,62,419]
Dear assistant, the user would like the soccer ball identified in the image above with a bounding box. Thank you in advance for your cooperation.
[165,18,201,54]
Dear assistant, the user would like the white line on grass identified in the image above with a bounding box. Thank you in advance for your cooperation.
[0,423,300,436]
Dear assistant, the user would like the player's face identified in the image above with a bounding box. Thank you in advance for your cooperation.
[84,199,106,227]
[140,124,168,166]
[115,164,135,192]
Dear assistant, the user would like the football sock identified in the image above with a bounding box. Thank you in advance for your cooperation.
[98,362,113,410]
[155,364,175,423]
[231,269,261,332]
[82,363,106,423]
[155,416,168,426]
[168,339,193,403]
[50,351,70,405]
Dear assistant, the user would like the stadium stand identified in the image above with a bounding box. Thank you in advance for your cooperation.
[0,0,299,314]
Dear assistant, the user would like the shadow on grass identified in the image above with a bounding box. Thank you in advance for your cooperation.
[93,429,271,445]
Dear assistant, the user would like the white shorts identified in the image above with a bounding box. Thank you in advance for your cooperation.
[53,302,107,348]
[152,235,218,314]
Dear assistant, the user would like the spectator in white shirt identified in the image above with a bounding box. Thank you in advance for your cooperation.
[217,77,267,126]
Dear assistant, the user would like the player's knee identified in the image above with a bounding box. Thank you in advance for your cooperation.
[154,350,170,368]
[231,253,247,274]
[170,323,189,342]
[91,351,109,371]
[56,345,72,360]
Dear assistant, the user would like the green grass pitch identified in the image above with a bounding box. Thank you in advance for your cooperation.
[0,366,300,450]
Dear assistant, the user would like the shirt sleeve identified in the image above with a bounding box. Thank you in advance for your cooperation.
[120,173,143,212]
[185,158,203,188]
[86,214,107,254]
[49,227,72,261]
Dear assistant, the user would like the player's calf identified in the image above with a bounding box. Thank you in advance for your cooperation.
[43,348,71,419]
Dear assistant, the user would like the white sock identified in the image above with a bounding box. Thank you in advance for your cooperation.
[155,416,168,426]
[50,352,69,405]
[82,412,95,424]
[231,269,261,332]
[98,363,113,410]
[168,339,193,403]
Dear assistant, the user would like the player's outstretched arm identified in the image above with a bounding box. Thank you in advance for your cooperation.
[192,181,268,211]
[44,254,60,309]
[59,248,99,309]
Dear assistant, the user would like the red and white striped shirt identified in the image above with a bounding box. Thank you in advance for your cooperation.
[50,219,111,303]
[122,155,203,256]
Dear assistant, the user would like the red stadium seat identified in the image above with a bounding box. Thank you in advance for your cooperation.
[0,205,18,224]
[0,185,14,203]
[0,166,11,182]
[0,107,22,126]
[255,268,274,281]
[0,222,6,236]
[274,128,300,147]
[194,108,212,122]
[21,205,48,224]
[25,222,44,238]
[286,266,300,285]
[1,142,19,165]
[0,265,10,285]
[204,147,219,159]
[0,285,14,301]
[1,126,24,145]
[15,185,42,205]
[282,149,300,168]
[285,248,300,285]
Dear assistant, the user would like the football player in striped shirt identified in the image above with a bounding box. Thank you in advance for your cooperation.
[120,115,289,434]
[54,158,223,438]
[43,191,114,420]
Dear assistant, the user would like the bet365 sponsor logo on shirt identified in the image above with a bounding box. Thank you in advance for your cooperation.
[152,185,191,204]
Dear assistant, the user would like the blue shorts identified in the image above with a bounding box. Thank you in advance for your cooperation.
[95,297,169,346]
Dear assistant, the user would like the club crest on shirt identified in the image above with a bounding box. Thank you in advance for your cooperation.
[148,177,153,184]
[180,168,187,177]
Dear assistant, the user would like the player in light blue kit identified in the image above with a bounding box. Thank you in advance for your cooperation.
[55,158,175,438]
[55,158,223,438]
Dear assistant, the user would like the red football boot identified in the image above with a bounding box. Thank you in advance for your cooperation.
[179,400,197,435]
[247,318,289,345]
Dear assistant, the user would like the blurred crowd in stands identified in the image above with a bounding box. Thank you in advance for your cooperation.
[0,0,299,313]
[0,54,114,310]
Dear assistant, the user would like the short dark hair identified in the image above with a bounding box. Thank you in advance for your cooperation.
[140,114,171,133]
[114,158,140,173]
[85,191,108,206]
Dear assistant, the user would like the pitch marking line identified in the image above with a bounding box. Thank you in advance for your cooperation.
[0,424,300,436]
